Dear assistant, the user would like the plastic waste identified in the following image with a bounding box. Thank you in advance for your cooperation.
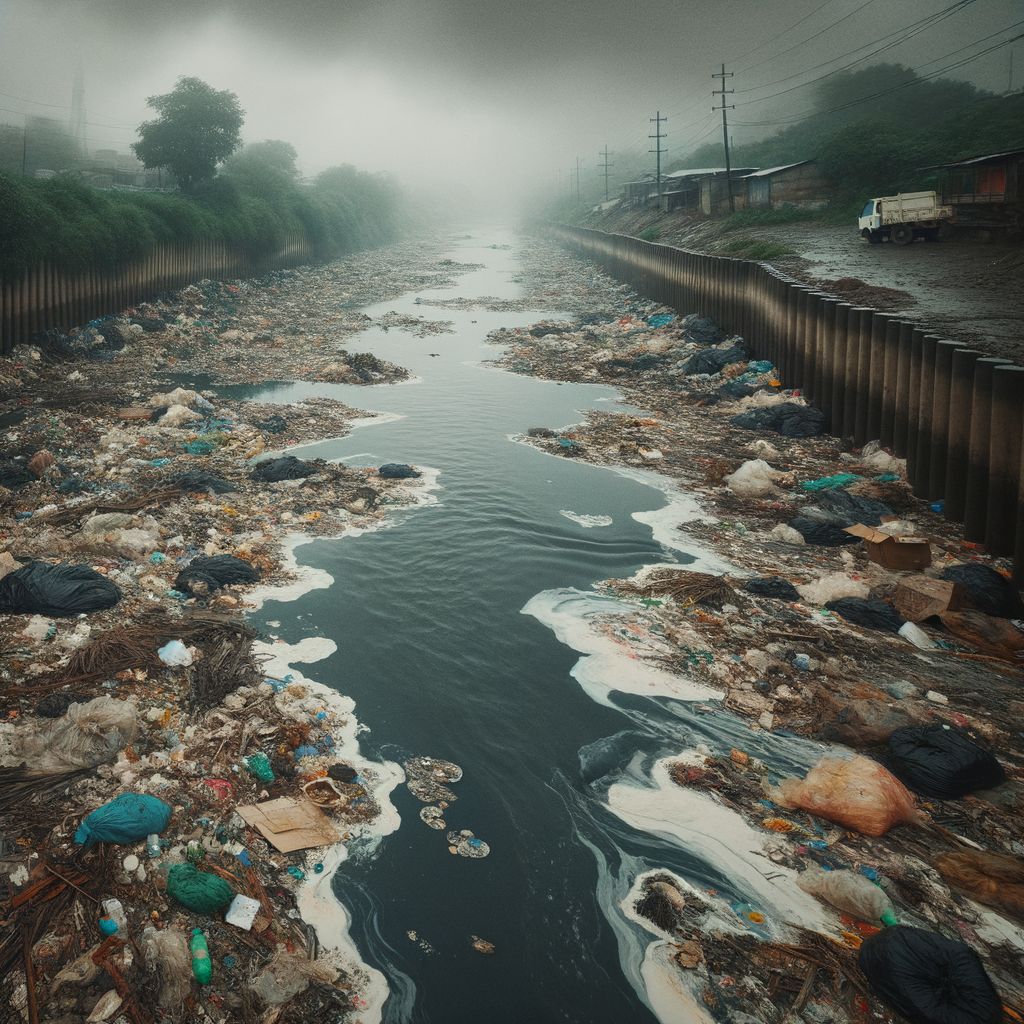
[190,928,212,984]
[933,850,1024,920]
[788,516,860,547]
[250,455,316,482]
[800,473,862,492]
[158,639,193,667]
[769,523,806,545]
[771,755,922,837]
[887,724,1006,799]
[797,572,869,606]
[174,554,260,597]
[723,459,787,499]
[824,597,905,633]
[379,463,421,479]
[101,898,127,932]
[0,561,122,617]
[146,834,162,858]
[939,609,1024,661]
[167,863,234,913]
[730,402,826,437]
[796,864,895,923]
[792,653,811,671]
[158,404,202,427]
[171,470,235,494]
[141,925,191,1007]
[682,344,746,375]
[817,488,895,526]
[225,894,262,931]
[250,951,339,1006]
[858,925,1002,1024]
[19,696,138,772]
[244,752,275,782]
[744,576,799,601]
[98,916,119,936]
[898,621,936,649]
[940,563,1023,618]
[75,793,172,847]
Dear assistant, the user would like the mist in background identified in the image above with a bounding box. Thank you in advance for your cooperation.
[0,0,1019,217]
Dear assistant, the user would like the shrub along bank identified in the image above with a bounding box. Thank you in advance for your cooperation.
[0,166,403,277]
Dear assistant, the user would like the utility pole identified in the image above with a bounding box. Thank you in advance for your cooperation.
[598,145,614,201]
[649,111,667,198]
[575,155,582,203]
[712,63,736,213]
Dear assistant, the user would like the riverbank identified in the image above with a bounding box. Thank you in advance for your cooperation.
[493,236,1024,1022]
[575,205,1024,361]
[0,241,455,1022]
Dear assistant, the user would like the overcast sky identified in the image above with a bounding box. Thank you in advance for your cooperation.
[0,0,1019,206]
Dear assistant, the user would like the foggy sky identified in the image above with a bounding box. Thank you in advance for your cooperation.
[0,0,1018,209]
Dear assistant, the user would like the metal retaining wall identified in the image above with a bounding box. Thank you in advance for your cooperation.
[0,231,314,356]
[551,223,1024,579]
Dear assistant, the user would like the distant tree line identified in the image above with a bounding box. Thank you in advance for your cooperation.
[674,64,1024,201]
[0,76,403,276]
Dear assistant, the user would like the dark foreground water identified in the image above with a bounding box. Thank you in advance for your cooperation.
[188,233,821,1024]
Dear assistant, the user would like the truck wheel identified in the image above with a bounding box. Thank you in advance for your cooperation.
[892,224,914,246]
[862,229,881,244]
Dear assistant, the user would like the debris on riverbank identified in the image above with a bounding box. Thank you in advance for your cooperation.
[0,244,443,1021]
[500,236,1024,1023]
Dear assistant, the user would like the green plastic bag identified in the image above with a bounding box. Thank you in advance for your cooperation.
[800,473,862,492]
[166,863,234,914]
[74,793,172,847]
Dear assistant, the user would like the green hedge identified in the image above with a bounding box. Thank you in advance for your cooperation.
[0,169,401,277]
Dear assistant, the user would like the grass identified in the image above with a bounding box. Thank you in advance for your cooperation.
[638,226,662,241]
[719,206,823,231]
[0,169,402,277]
[716,236,796,260]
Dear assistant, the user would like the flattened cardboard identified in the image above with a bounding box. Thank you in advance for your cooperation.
[843,523,932,571]
[894,576,962,622]
[236,796,340,853]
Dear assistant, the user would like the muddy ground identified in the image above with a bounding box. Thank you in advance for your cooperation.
[580,207,1024,362]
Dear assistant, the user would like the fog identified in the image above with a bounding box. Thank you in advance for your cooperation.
[0,0,1018,214]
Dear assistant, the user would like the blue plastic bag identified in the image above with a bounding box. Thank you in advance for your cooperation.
[75,793,172,847]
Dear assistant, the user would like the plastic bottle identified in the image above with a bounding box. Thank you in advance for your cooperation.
[101,898,127,932]
[146,834,162,858]
[797,864,895,923]
[190,928,212,984]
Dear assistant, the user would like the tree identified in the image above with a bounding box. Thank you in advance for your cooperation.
[221,140,299,197]
[133,77,243,190]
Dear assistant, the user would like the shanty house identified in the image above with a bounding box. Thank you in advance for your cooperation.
[932,149,1024,229]
[659,167,758,214]
[742,160,829,209]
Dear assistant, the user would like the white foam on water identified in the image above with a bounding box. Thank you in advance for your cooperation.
[252,637,403,1024]
[522,588,724,707]
[607,756,837,935]
[559,510,613,528]
[640,941,718,1024]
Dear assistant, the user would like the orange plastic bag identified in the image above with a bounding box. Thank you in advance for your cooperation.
[771,755,922,837]
[934,851,1024,921]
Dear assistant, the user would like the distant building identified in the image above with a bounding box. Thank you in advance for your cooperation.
[621,175,657,208]
[930,149,1024,229]
[741,160,829,210]
[658,166,759,214]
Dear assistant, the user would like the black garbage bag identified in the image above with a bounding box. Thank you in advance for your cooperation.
[174,555,261,596]
[858,926,1002,1024]
[172,470,235,494]
[887,724,1006,799]
[255,414,288,434]
[717,380,765,400]
[681,315,723,345]
[379,464,421,480]
[817,488,895,527]
[744,577,800,601]
[250,456,316,482]
[730,403,826,438]
[940,563,1023,619]
[0,562,122,617]
[789,516,860,546]
[682,344,746,376]
[825,597,904,633]
[527,427,557,438]
[36,691,78,718]
[0,459,33,489]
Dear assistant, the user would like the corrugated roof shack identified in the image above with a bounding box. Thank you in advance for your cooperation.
[743,160,830,210]
[933,149,1024,230]
[621,176,657,209]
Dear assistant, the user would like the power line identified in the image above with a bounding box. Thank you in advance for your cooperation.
[738,0,883,74]
[731,0,844,65]
[736,0,977,95]
[732,27,1024,126]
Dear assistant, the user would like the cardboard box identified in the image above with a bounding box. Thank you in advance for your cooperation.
[844,524,932,571]
[236,797,340,853]
[894,576,962,621]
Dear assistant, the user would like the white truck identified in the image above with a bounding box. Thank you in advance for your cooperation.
[858,190,953,245]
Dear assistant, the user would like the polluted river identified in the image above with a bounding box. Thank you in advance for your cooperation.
[185,232,826,1023]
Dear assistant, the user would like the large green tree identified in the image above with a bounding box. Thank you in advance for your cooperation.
[221,139,299,197]
[133,77,243,189]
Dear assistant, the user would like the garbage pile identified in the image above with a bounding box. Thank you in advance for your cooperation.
[501,237,1024,1024]
[0,250,442,1021]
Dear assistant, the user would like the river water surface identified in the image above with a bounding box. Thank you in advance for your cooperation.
[198,232,825,1023]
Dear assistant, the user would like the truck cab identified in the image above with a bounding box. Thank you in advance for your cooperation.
[858,199,881,238]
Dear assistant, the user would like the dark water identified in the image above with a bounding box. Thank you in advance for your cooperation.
[192,233,821,1024]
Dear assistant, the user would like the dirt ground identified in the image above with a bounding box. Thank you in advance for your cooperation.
[582,208,1024,363]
